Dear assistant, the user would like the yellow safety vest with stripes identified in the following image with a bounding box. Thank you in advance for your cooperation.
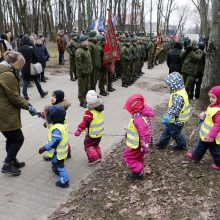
[200,107,220,144]
[168,89,191,123]
[126,117,147,149]
[45,119,68,159]
[88,109,104,138]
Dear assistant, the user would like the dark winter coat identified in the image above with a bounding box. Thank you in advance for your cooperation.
[0,64,29,132]
[56,34,66,52]
[34,43,50,68]
[167,48,182,74]
[19,36,40,80]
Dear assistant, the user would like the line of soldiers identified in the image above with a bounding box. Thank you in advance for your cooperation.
[65,30,160,108]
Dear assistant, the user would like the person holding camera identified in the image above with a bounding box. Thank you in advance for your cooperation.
[180,41,202,100]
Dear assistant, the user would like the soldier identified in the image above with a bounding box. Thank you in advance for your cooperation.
[180,42,202,99]
[98,36,108,96]
[129,38,136,83]
[66,32,79,81]
[75,34,92,108]
[88,31,101,90]
[147,38,155,69]
[121,38,130,87]
[140,39,146,74]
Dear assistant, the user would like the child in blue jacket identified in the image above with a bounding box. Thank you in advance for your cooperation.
[38,105,69,188]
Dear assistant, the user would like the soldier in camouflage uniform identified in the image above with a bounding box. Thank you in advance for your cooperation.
[140,39,146,74]
[129,38,136,83]
[147,39,155,69]
[88,31,101,90]
[66,32,79,81]
[98,36,108,96]
[121,38,130,87]
[75,34,92,108]
[180,42,202,99]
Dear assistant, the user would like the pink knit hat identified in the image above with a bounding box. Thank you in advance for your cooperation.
[124,94,144,114]
[209,86,220,105]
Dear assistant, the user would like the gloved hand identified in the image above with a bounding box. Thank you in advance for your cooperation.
[74,128,82,136]
[39,147,46,154]
[199,112,206,121]
[140,142,150,154]
[195,78,200,83]
[28,104,38,116]
[204,135,214,142]
[41,112,46,119]
[162,114,171,125]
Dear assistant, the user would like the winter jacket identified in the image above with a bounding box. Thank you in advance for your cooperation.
[34,43,50,68]
[180,49,202,77]
[19,36,40,80]
[56,34,66,52]
[167,48,182,74]
[164,72,191,126]
[77,104,104,132]
[132,104,154,145]
[0,63,29,132]
[196,51,206,78]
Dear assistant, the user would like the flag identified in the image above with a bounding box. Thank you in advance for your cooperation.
[98,16,105,32]
[91,19,96,30]
[112,16,117,28]
[103,10,120,73]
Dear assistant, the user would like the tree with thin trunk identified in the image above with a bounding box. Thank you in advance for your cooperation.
[198,0,220,109]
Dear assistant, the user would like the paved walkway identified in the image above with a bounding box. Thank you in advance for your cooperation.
[0,63,169,220]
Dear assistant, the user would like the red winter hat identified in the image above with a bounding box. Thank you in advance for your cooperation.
[124,94,144,114]
[209,86,220,105]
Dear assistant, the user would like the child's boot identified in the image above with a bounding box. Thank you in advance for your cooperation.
[128,171,144,180]
[186,151,198,162]
[55,181,69,188]
[211,164,220,170]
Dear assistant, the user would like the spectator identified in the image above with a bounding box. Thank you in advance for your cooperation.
[56,30,66,65]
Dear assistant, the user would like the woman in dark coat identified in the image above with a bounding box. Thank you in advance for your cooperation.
[0,51,38,175]
[19,36,48,100]
[167,42,182,74]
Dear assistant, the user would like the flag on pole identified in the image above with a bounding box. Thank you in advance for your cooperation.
[103,10,120,73]
[112,16,117,28]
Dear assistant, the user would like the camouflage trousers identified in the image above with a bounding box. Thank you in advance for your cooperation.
[69,55,77,78]
[99,70,107,92]
[90,68,99,90]
[183,73,195,99]
[78,75,91,103]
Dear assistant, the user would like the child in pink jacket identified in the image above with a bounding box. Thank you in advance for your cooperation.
[186,86,220,170]
[123,94,154,179]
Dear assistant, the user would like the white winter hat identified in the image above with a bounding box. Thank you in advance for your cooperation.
[86,90,98,103]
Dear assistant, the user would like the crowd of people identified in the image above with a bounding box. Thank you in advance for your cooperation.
[0,29,218,189]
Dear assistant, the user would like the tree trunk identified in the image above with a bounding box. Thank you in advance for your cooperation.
[0,0,4,32]
[199,0,210,38]
[198,0,220,110]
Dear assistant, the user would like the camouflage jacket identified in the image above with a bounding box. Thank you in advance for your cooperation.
[88,39,101,70]
[75,45,92,77]
[121,45,130,62]
[66,40,79,57]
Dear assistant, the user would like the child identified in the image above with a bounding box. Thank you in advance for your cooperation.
[155,72,191,150]
[38,105,69,188]
[186,86,220,170]
[123,94,154,179]
[43,90,71,160]
[74,90,104,165]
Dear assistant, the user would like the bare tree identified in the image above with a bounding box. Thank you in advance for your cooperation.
[199,0,220,109]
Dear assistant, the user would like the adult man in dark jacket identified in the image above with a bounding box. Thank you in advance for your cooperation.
[167,42,182,74]
[75,34,92,108]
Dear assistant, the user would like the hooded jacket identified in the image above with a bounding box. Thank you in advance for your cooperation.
[165,72,191,126]
[206,86,220,140]
[0,63,29,131]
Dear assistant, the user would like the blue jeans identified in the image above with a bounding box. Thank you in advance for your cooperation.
[51,155,69,184]
[59,51,64,64]
[159,123,186,147]
[192,139,220,166]
[22,78,44,97]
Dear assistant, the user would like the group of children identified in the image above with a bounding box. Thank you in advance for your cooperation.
[39,71,220,188]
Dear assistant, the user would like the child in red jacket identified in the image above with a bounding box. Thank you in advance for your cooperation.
[74,90,104,165]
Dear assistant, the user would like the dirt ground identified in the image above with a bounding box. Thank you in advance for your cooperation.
[49,100,220,220]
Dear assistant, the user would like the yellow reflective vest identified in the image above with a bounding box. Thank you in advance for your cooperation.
[168,89,191,123]
[200,107,220,144]
[126,117,147,149]
[45,122,69,160]
[88,109,104,138]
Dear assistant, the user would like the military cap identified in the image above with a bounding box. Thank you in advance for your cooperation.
[79,34,88,42]
[89,30,97,38]
[125,37,131,42]
[98,35,105,42]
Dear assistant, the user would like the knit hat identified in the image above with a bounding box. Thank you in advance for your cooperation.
[47,105,66,124]
[124,94,145,114]
[86,90,103,109]
[52,90,64,104]
[79,34,88,42]
[89,30,97,38]
[209,86,220,106]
